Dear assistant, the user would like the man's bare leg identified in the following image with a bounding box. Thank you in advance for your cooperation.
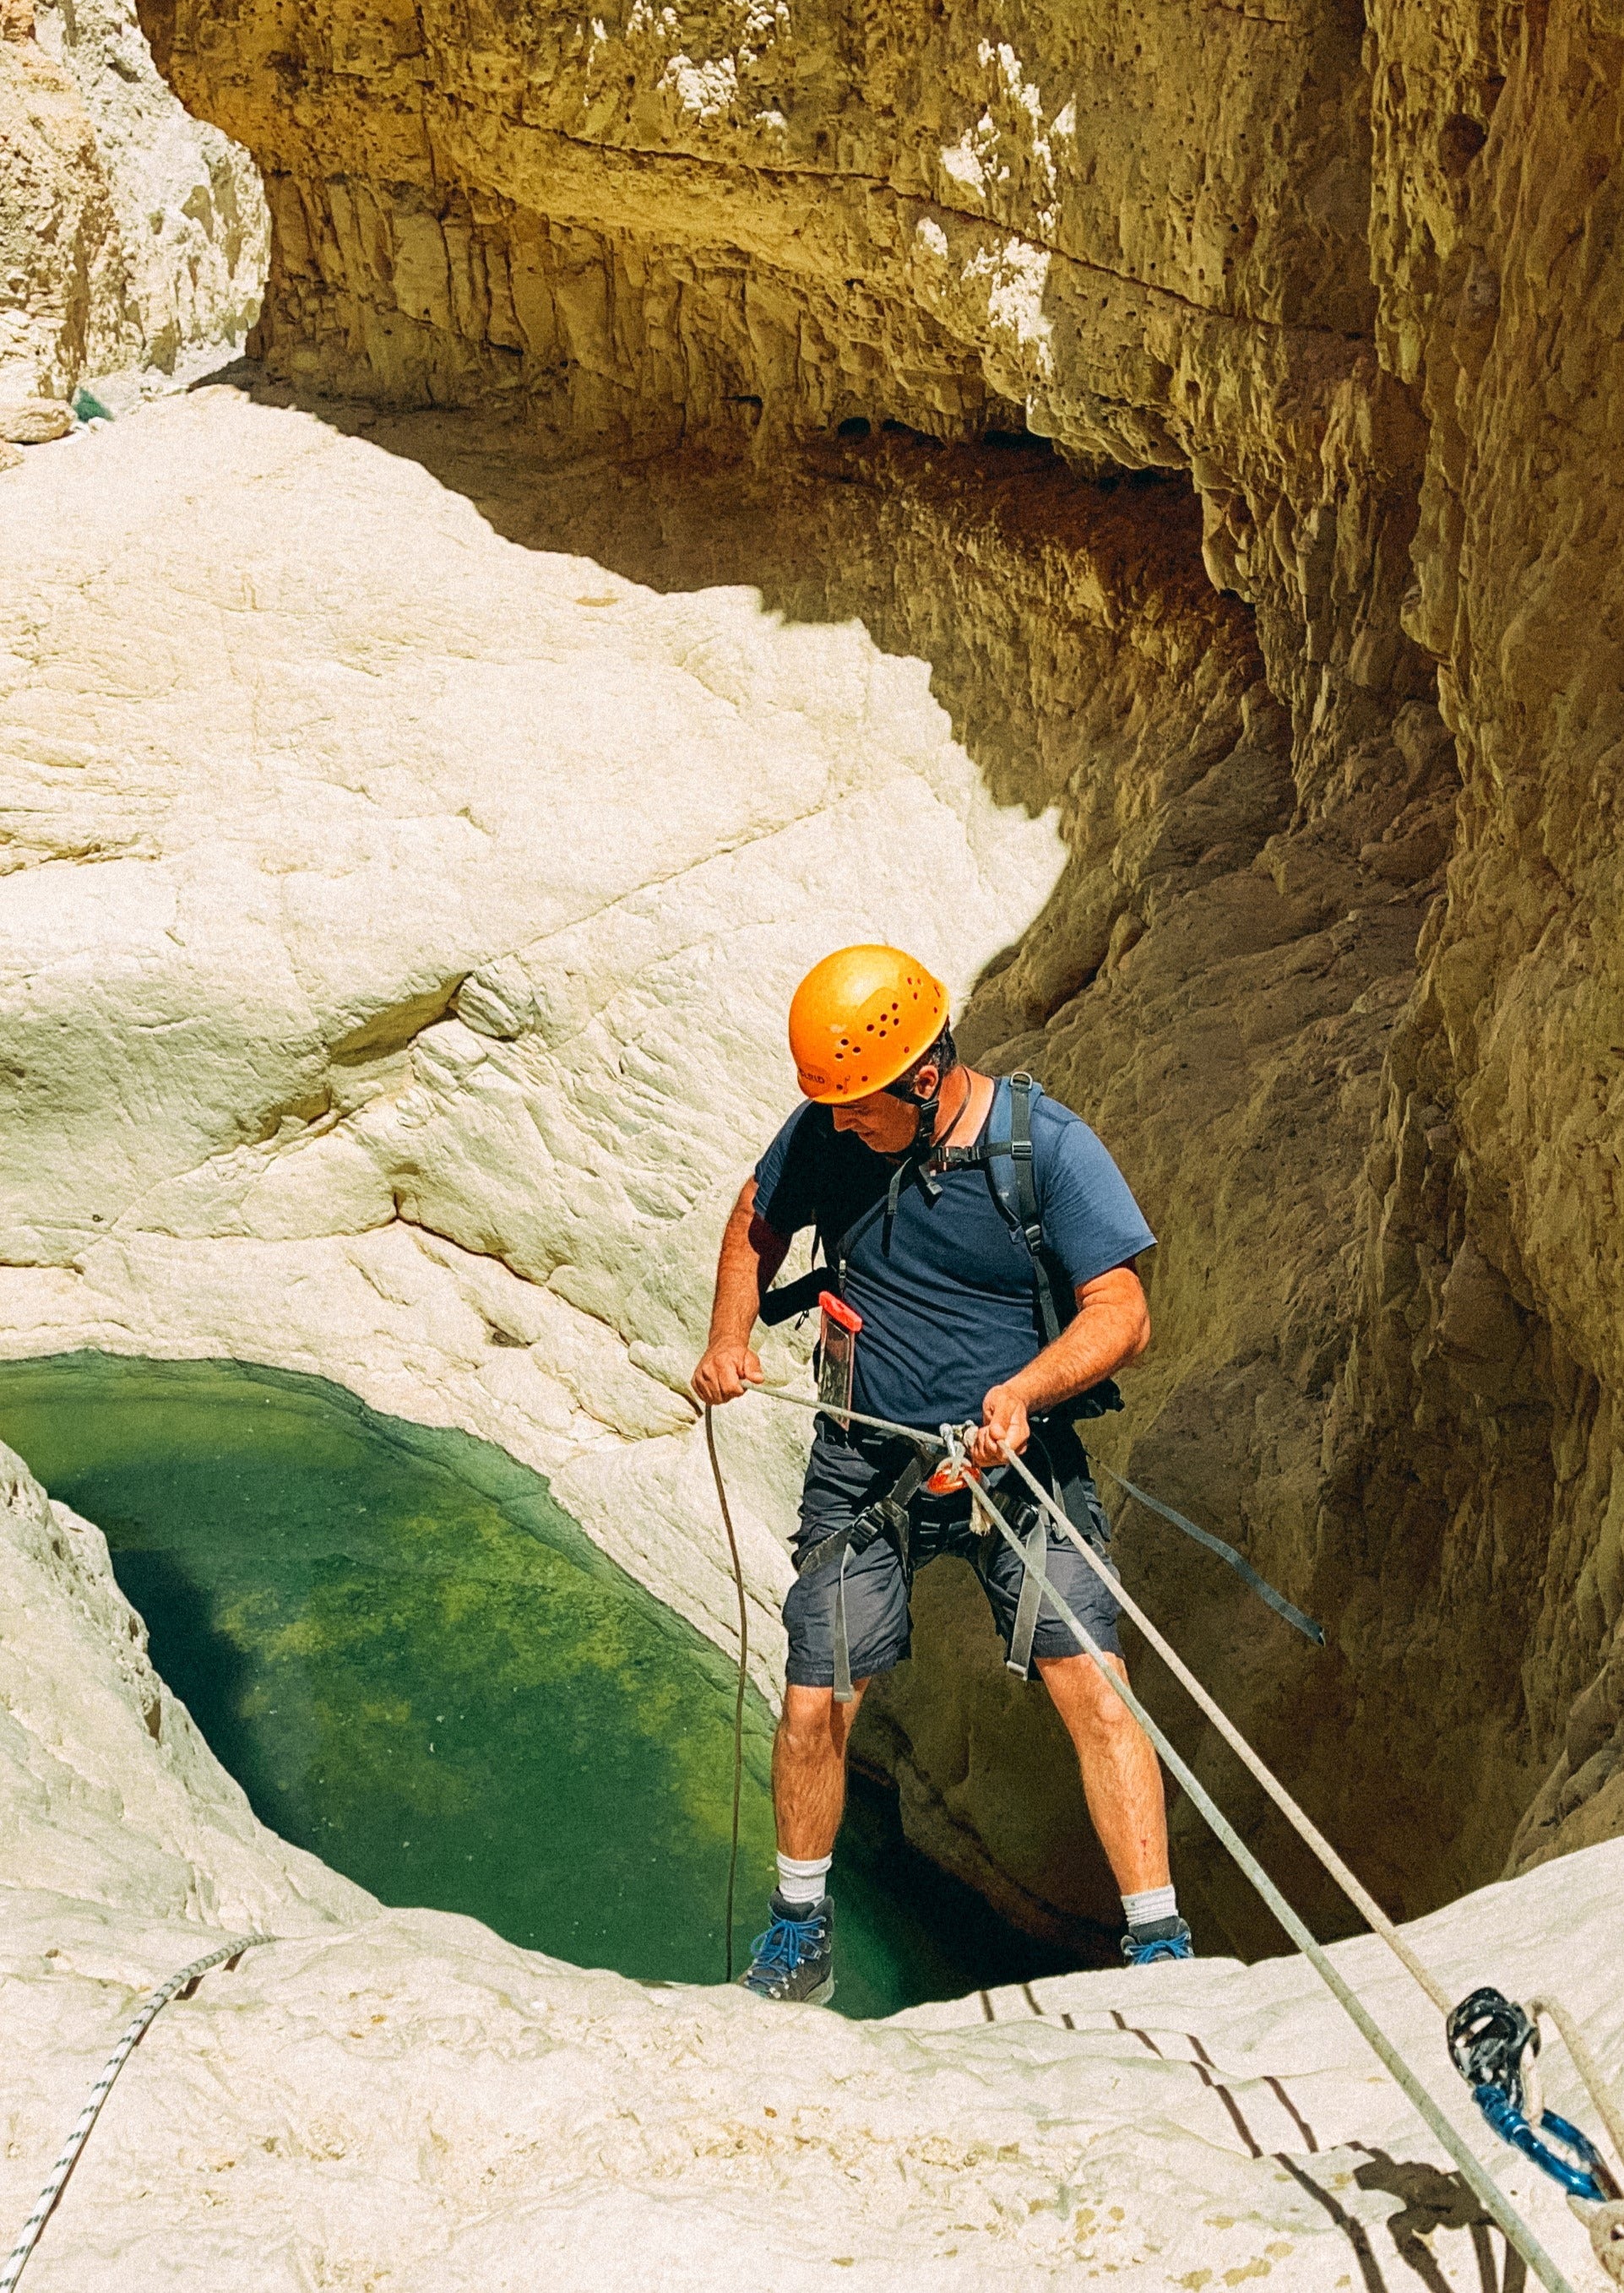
[773,1681,870,1859]
[1036,1651,1170,1894]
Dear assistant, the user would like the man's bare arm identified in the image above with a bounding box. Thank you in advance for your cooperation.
[692,1179,791,1404]
[967,1263,1150,1467]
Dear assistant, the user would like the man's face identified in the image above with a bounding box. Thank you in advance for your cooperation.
[828,1064,937,1155]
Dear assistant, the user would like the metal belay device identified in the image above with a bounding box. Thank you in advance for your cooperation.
[1448,1988,1616,2205]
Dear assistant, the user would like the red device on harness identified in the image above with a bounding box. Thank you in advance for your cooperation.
[816,1291,862,1418]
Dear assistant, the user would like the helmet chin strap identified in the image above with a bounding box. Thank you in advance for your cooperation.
[880,1033,960,1158]
[890,1063,951,1152]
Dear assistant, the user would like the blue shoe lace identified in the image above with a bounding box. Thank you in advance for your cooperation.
[742,1910,823,1992]
[1122,1921,1194,1966]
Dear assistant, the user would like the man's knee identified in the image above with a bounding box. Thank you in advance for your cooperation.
[1038,1653,1138,1741]
[779,1679,867,1756]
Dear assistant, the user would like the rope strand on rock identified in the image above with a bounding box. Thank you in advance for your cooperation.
[0,1933,270,2293]
[948,1458,1578,2293]
[1528,1996,1624,2189]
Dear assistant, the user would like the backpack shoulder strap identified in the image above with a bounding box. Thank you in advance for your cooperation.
[982,1072,1066,1345]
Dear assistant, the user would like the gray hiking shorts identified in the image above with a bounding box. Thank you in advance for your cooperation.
[782,1423,1122,1690]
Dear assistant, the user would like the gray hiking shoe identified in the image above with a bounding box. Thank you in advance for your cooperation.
[1121,1915,1194,1965]
[737,1891,835,2004]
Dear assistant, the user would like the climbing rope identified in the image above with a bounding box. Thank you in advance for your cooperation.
[728,1387,1612,2293]
[0,1932,271,2293]
[943,1433,1578,2293]
[703,1404,751,1982]
[1529,1997,1624,2188]
[986,1431,1624,2220]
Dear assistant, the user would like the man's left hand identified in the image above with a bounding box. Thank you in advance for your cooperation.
[969,1384,1029,1469]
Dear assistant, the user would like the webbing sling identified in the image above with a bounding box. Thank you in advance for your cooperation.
[928,1074,1119,1415]
[794,1438,933,1704]
[1096,1464,1325,1647]
[1005,1506,1050,1677]
[793,1421,1106,1692]
[991,1069,1063,1344]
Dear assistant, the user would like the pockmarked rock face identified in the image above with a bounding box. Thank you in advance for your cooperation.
[138,0,1624,1919]
[112,0,1475,1946]
[1,1433,1618,2291]
[0,373,1440,1943]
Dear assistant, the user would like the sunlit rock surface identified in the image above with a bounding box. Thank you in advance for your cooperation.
[0,0,262,404]
[0,383,1068,1715]
[119,0,1624,1931]
[8,0,1624,1969]
[0,376,1426,1943]
[2,1434,1619,2290]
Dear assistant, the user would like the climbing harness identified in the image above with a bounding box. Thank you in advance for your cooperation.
[0,1932,271,2293]
[763,1383,1318,1702]
[795,1431,931,1704]
[722,1386,1621,2293]
[703,1405,751,1984]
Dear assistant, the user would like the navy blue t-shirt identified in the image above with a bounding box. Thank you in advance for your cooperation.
[752,1077,1155,1429]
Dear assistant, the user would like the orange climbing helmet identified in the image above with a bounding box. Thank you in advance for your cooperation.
[788,945,949,1101]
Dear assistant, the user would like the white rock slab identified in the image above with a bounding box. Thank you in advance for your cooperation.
[0,1435,1617,2290]
[0,384,1065,1676]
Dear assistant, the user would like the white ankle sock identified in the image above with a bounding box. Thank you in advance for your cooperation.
[1122,1884,1178,1931]
[777,1852,833,1906]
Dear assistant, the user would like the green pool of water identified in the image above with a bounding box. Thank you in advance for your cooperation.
[0,1352,1085,2017]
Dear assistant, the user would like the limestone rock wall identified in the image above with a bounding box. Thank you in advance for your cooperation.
[139,0,1438,834]
[37,0,1623,1939]
[1317,0,1624,1894]
[0,0,263,402]
[0,380,1426,1948]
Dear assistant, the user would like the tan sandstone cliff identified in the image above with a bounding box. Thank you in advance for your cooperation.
[100,0,1624,1948]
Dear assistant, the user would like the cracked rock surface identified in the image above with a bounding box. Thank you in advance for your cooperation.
[122,0,1624,1943]
[10,0,1624,1988]
[0,0,263,405]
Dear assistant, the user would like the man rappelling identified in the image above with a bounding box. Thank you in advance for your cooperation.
[693,944,1191,2005]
